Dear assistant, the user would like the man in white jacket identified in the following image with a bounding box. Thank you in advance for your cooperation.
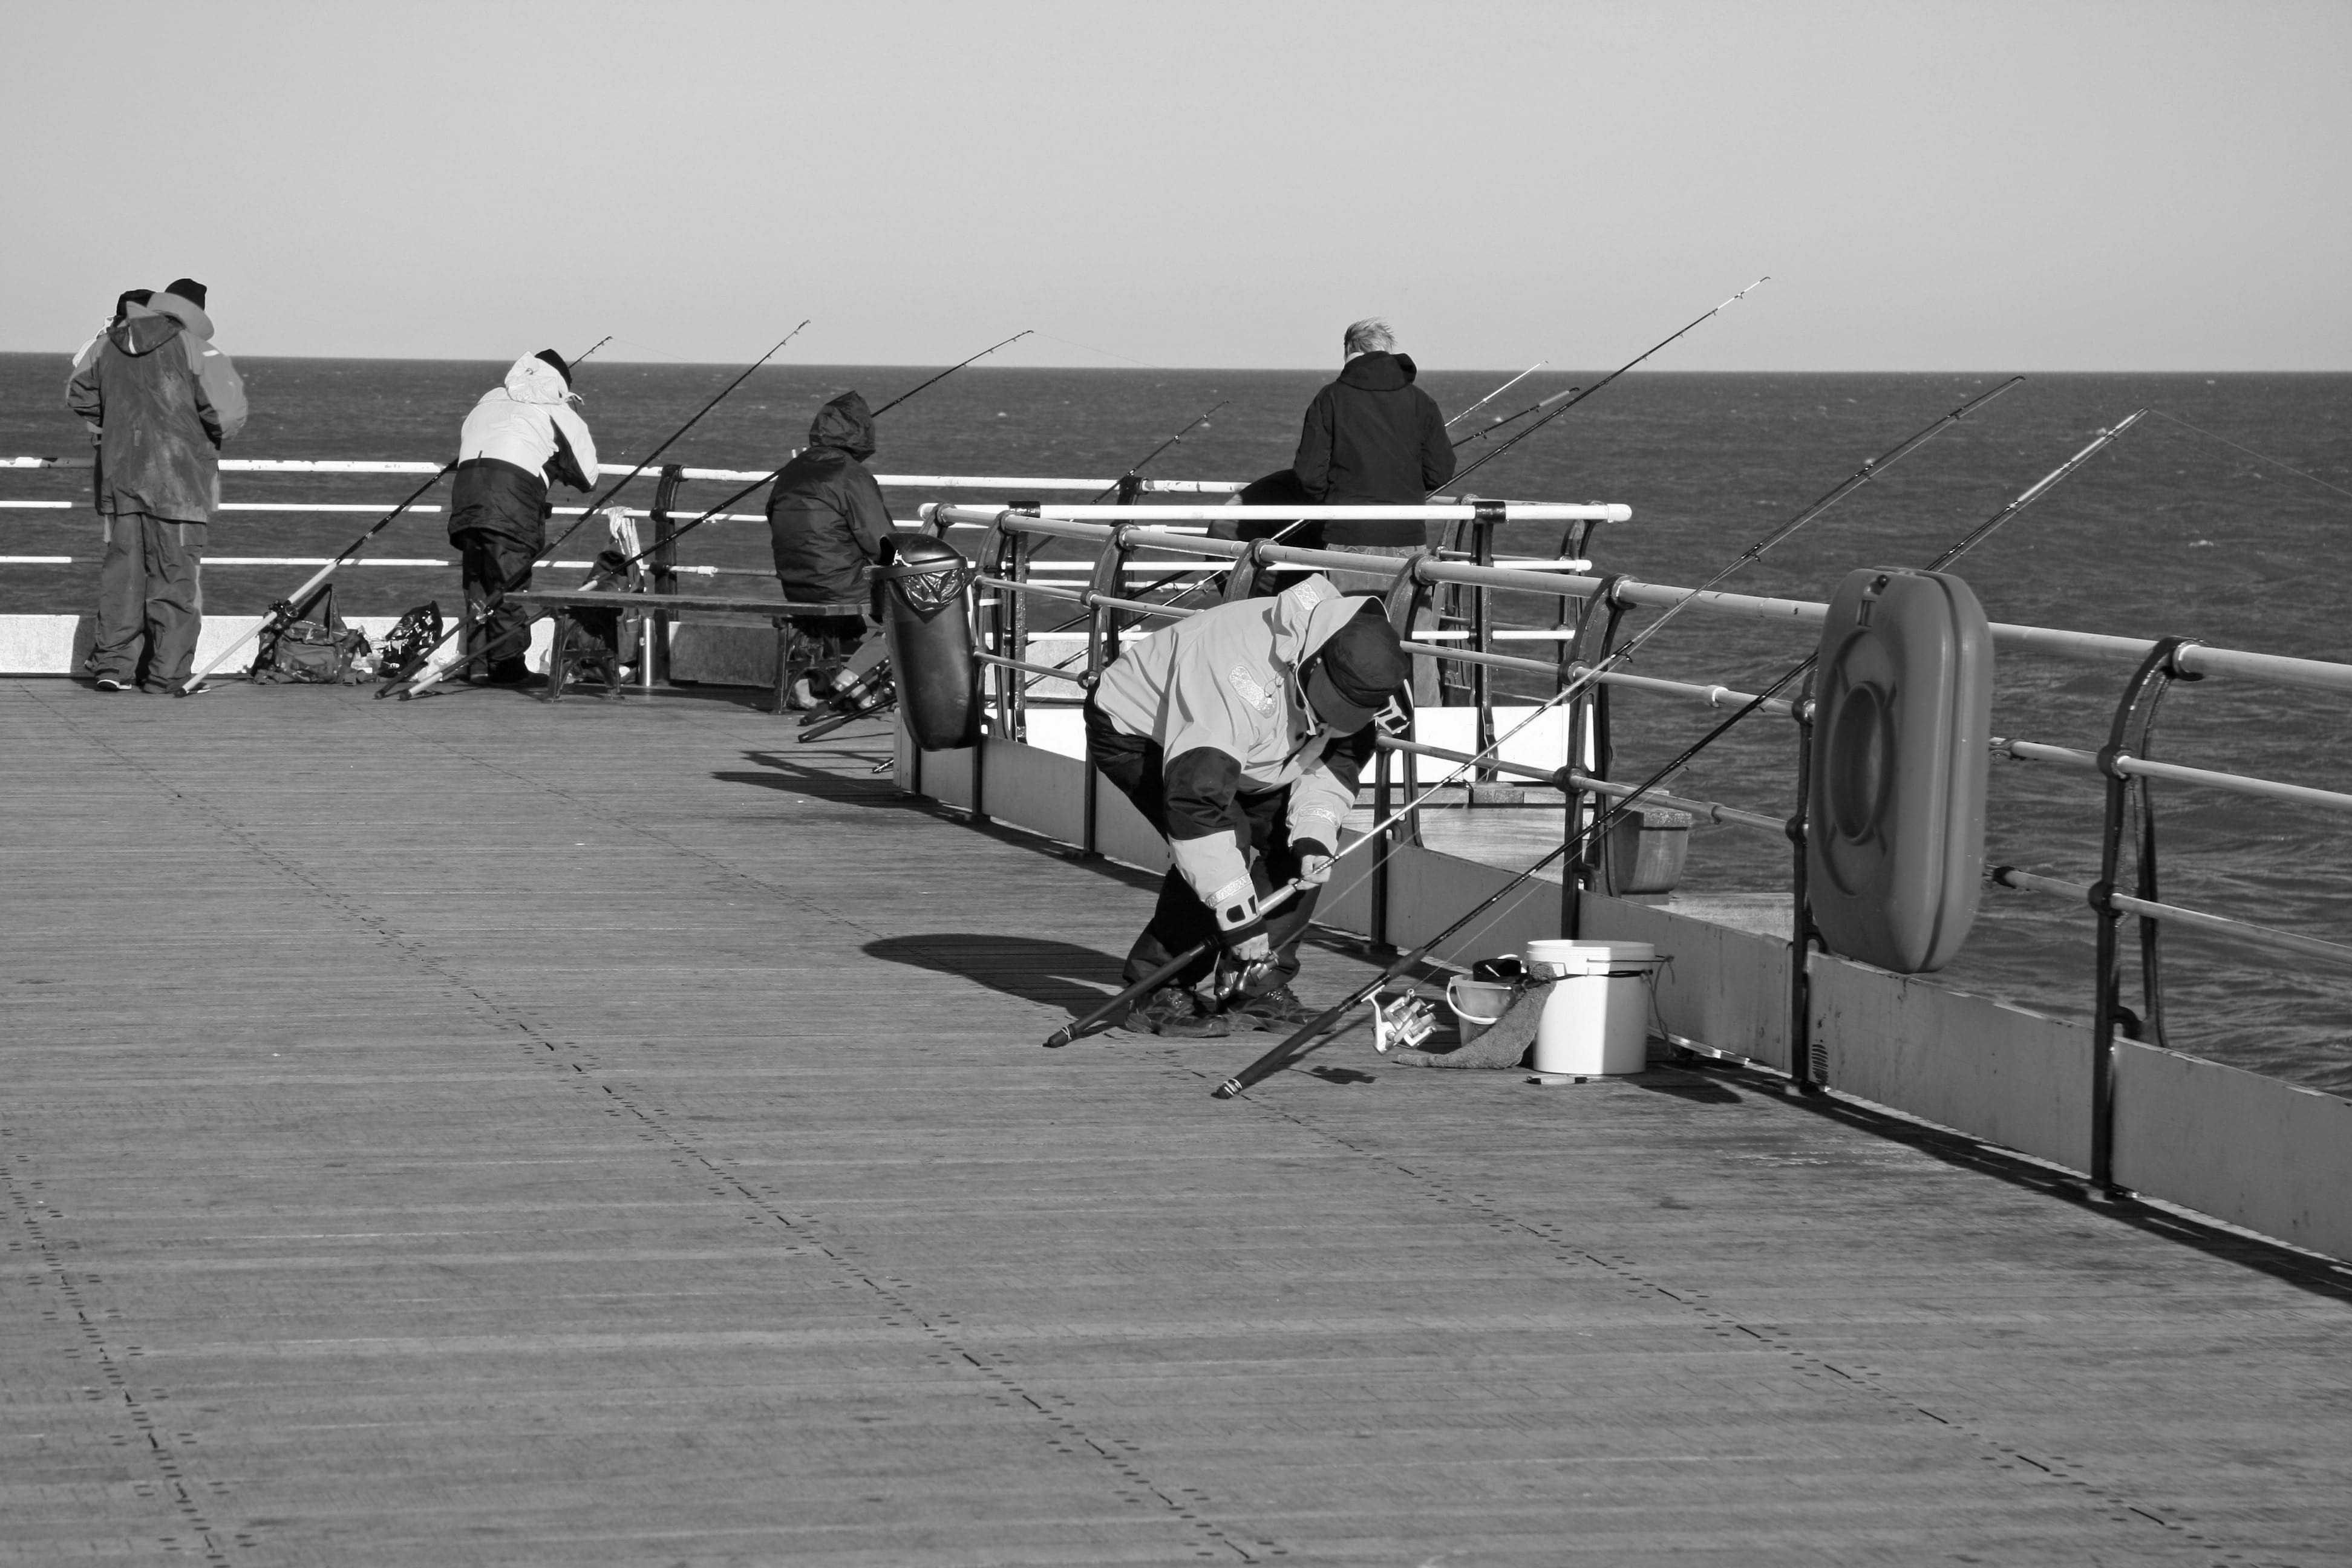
[448,350,598,685]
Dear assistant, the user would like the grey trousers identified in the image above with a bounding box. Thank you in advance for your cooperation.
[93,511,205,687]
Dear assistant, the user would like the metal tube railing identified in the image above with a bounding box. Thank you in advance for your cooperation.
[961,512,2352,698]
[1988,866,2352,970]
[1994,738,2352,814]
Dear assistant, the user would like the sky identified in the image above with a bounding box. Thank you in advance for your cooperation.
[4,0,2347,370]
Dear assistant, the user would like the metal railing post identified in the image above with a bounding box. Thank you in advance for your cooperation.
[1561,575,1624,938]
[1787,673,1821,1092]
[2088,636,2201,1193]
[1470,500,1497,786]
[649,463,682,686]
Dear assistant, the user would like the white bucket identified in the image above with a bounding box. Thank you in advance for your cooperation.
[1524,939,1660,1076]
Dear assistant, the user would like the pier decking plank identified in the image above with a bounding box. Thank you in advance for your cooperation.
[2,679,2347,1566]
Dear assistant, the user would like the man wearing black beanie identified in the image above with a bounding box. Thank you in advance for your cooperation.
[1085,577,1411,1036]
[65,279,247,691]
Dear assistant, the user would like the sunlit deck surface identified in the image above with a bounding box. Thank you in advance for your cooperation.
[6,677,2350,1568]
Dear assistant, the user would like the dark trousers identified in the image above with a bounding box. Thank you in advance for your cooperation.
[93,511,205,687]
[455,531,537,675]
[1084,700,1321,990]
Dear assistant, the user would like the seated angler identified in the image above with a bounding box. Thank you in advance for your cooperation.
[767,391,895,713]
[1085,575,1412,1036]
[448,350,598,685]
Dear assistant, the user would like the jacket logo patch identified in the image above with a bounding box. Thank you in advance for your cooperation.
[1227,664,1276,715]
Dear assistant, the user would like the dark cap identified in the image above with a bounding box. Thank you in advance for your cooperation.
[534,349,572,385]
[1318,607,1410,709]
[113,289,152,322]
[163,278,207,310]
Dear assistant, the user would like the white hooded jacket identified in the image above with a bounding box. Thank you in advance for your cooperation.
[458,355,598,488]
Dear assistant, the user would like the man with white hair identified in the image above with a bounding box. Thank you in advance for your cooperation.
[1290,318,1455,586]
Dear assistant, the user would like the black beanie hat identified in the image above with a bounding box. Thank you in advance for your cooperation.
[164,278,207,310]
[534,349,572,385]
[1318,606,1410,708]
[112,289,152,322]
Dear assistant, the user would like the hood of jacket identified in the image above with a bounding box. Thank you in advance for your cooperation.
[500,353,577,406]
[1335,350,1418,392]
[806,391,877,460]
[105,303,187,358]
[146,292,216,341]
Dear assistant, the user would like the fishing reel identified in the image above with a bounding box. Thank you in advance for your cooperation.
[1371,987,1438,1054]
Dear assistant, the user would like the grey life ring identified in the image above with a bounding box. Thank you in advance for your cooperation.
[1806,567,1993,973]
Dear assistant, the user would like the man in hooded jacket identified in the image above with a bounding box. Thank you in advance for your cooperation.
[1292,318,1455,594]
[767,391,894,710]
[1085,576,1412,1037]
[65,278,248,691]
[448,351,598,685]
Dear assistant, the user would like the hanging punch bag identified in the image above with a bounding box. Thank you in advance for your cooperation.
[877,533,982,750]
[1807,567,1994,973]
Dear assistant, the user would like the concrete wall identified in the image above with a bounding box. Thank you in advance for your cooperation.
[1,613,551,676]
[2114,1042,2352,1263]
[1812,955,2091,1170]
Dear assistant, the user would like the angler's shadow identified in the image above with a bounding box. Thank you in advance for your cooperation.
[865,933,1127,1018]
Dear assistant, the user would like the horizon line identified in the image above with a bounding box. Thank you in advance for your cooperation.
[1,350,2342,376]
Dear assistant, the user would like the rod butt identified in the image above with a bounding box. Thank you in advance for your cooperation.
[1213,1079,1243,1099]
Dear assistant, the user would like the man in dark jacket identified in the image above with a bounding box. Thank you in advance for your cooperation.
[1292,318,1455,590]
[768,391,894,710]
[64,279,248,691]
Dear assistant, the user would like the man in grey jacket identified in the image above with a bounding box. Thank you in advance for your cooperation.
[64,279,248,691]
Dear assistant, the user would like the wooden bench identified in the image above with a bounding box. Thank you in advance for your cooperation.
[505,590,866,708]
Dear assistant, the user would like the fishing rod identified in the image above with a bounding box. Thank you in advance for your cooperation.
[1088,399,1227,502]
[608,327,1036,577]
[573,335,613,367]
[1102,289,1756,633]
[176,460,459,697]
[1057,379,2019,1047]
[1446,362,1547,430]
[382,323,808,699]
[871,330,1033,417]
[1209,399,2158,1100]
[1447,277,1769,481]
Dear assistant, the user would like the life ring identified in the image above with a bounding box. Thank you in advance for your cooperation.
[1806,567,1993,973]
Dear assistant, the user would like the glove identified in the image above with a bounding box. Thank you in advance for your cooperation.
[1295,838,1335,887]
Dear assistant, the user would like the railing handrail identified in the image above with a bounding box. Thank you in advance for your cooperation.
[5,454,1246,492]
[959,511,2352,698]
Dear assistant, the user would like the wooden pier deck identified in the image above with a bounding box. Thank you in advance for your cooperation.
[4,678,2348,1567]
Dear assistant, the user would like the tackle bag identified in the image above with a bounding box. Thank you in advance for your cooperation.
[251,586,373,685]
[373,602,444,684]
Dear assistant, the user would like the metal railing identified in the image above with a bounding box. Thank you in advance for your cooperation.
[929,504,2352,1194]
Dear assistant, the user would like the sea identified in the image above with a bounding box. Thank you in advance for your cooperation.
[5,353,2348,1091]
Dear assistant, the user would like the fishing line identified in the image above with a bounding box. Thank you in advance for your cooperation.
[2148,408,2352,505]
